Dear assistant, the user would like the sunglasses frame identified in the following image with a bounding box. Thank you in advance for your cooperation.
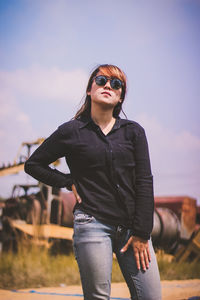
[94,75,123,90]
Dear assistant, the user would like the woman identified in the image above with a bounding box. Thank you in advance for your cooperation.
[24,64,161,300]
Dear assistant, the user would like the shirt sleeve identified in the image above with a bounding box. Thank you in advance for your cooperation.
[132,127,154,240]
[24,127,73,190]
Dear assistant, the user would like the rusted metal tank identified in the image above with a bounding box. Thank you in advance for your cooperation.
[152,208,181,253]
[152,196,199,255]
[155,196,198,240]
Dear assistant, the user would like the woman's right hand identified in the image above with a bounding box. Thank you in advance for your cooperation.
[72,184,82,203]
[120,235,151,271]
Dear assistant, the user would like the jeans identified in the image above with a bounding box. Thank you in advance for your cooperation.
[73,210,161,300]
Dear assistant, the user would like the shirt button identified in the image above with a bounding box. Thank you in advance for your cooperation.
[116,184,119,189]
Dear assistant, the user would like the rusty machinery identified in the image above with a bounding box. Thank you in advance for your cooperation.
[1,184,200,261]
[152,196,200,261]
[0,139,69,251]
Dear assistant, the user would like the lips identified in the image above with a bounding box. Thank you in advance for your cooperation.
[101,91,111,96]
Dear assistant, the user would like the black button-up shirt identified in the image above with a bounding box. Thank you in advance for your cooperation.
[24,116,154,239]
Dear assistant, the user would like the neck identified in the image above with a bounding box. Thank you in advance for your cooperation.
[91,104,114,126]
[91,104,116,135]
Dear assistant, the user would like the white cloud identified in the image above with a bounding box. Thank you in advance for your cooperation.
[0,65,88,103]
[0,87,36,198]
[174,131,200,151]
[0,91,35,161]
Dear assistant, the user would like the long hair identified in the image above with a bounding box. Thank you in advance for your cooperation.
[74,64,127,119]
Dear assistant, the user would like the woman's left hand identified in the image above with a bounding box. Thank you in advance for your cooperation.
[120,236,151,271]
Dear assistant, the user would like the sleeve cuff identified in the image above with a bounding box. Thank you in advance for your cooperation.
[132,229,151,240]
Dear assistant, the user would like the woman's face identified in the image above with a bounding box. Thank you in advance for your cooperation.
[87,71,122,110]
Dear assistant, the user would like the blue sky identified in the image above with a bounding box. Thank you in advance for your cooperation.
[0,0,200,203]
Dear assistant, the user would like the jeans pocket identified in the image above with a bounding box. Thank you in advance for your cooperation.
[74,211,94,225]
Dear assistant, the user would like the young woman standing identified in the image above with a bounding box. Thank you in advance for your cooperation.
[25,64,161,300]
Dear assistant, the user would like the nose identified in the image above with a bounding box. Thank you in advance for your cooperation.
[104,79,111,89]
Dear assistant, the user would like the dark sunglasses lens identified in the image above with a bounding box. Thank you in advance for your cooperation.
[95,76,107,86]
[111,78,122,90]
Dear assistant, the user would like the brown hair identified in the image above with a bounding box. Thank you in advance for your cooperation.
[74,64,127,119]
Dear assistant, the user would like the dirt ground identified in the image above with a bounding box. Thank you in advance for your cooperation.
[0,280,200,300]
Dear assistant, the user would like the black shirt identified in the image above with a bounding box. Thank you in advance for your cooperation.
[24,116,154,240]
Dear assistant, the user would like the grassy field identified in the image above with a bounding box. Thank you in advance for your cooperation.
[0,241,200,289]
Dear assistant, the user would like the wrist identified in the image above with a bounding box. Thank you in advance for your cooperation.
[132,235,148,243]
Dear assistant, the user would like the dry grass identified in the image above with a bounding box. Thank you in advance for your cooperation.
[156,250,200,280]
[0,241,80,289]
[0,240,200,289]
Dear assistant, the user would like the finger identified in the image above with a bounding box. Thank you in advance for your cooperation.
[77,195,82,203]
[72,184,77,199]
[134,251,141,270]
[72,185,82,203]
[120,241,129,253]
[139,250,147,271]
[144,250,150,269]
[121,237,133,253]
[72,184,76,194]
[146,246,151,262]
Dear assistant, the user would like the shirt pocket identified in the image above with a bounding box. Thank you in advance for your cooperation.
[114,142,135,167]
[70,144,106,170]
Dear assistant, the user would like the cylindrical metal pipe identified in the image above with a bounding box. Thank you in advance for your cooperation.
[152,210,162,240]
[152,207,181,252]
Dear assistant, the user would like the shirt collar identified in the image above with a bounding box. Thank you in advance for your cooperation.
[78,115,132,130]
[78,116,94,129]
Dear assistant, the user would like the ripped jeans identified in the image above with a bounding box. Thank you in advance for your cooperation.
[73,209,161,300]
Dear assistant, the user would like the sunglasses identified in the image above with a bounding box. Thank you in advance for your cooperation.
[94,75,123,90]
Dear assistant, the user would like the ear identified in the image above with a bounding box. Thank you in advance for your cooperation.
[87,91,91,96]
